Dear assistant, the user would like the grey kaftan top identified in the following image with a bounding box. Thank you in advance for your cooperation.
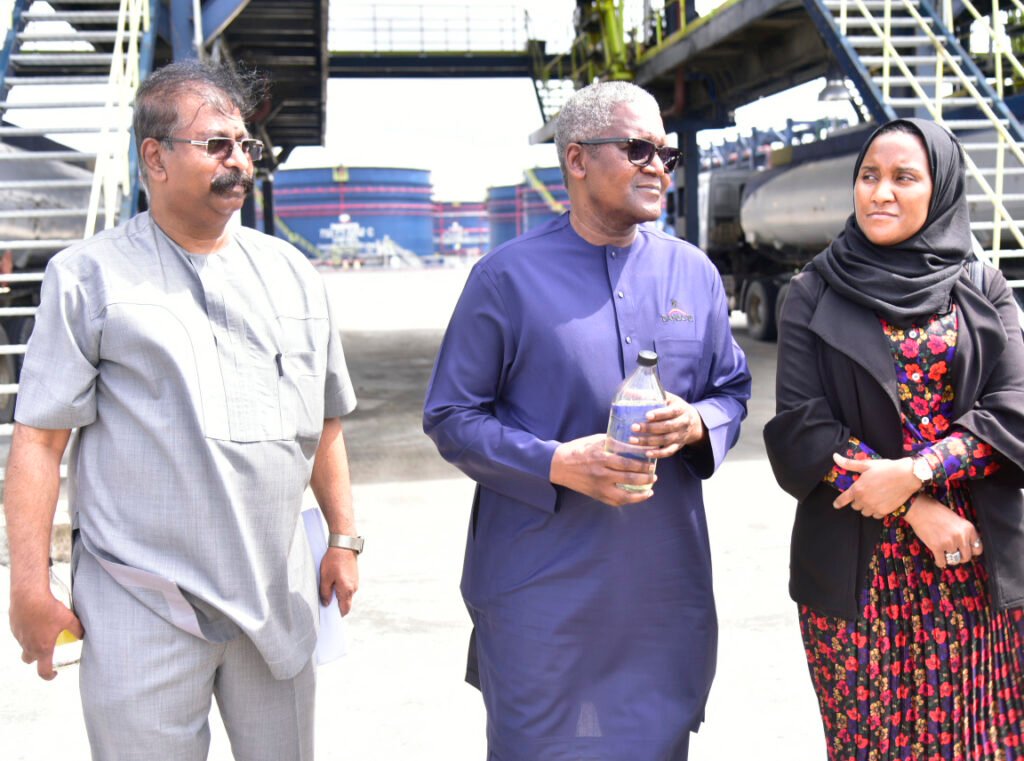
[15,212,356,679]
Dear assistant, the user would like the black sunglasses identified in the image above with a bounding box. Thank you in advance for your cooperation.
[162,136,264,162]
[576,137,680,172]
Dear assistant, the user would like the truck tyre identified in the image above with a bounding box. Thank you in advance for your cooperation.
[0,323,16,423]
[745,279,778,341]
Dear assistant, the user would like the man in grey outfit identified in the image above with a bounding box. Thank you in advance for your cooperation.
[5,60,361,759]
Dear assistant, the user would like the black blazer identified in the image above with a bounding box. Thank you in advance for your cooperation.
[764,266,1024,619]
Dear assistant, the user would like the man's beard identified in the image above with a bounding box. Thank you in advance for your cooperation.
[211,170,254,196]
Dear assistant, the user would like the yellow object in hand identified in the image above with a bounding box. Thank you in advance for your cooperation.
[55,629,79,645]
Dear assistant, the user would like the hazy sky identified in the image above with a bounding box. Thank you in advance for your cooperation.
[284,1,571,200]
[285,0,857,201]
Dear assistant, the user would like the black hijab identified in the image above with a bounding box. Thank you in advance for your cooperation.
[812,118,972,327]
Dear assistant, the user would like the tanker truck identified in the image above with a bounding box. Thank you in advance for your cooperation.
[0,141,96,421]
[685,122,1024,341]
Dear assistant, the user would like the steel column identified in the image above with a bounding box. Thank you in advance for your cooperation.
[682,128,699,244]
[241,189,256,229]
[169,0,198,60]
[262,173,275,236]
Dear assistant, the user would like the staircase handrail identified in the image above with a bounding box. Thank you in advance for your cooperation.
[952,0,1019,259]
[947,0,1024,91]
[894,0,1024,254]
[0,0,25,95]
[836,0,1024,142]
[886,0,1024,146]
[84,0,149,238]
[834,0,1024,255]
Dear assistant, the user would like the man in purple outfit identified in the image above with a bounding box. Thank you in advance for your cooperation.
[423,81,751,760]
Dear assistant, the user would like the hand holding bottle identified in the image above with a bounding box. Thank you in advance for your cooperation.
[606,351,666,493]
[627,391,707,458]
[10,577,84,681]
[550,434,657,508]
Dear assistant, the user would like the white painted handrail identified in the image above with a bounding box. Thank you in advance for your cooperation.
[835,0,1024,270]
[84,0,149,237]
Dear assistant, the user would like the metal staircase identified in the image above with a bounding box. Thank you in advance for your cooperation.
[805,0,1024,295]
[0,0,153,423]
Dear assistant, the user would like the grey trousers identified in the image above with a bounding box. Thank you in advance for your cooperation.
[74,547,316,761]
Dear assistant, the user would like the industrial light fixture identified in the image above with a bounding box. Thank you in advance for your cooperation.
[818,67,850,102]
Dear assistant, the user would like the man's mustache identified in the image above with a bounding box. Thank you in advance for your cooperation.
[211,170,254,196]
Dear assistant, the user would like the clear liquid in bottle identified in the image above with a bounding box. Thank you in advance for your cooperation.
[605,350,666,493]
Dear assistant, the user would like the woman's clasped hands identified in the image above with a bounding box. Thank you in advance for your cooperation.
[831,453,920,518]
[830,452,982,568]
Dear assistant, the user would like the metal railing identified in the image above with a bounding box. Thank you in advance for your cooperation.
[330,3,530,53]
[0,271,43,415]
[832,0,1024,284]
[0,0,148,414]
[955,0,1024,96]
[84,0,149,237]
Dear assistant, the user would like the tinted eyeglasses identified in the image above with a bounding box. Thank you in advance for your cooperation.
[576,137,680,172]
[162,136,264,162]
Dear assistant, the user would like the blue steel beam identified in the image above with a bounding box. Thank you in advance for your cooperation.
[124,0,161,220]
[203,0,251,47]
[635,0,796,82]
[140,0,161,81]
[801,0,892,125]
[628,0,833,126]
[329,52,553,78]
[169,0,198,60]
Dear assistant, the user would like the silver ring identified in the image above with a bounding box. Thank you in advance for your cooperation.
[945,550,962,565]
[972,539,983,550]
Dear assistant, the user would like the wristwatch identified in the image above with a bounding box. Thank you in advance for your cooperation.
[328,533,365,555]
[911,456,933,485]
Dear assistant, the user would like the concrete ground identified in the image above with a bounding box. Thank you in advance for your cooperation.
[0,266,825,760]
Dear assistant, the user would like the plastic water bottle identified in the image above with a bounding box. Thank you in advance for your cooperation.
[605,350,666,492]
[49,561,82,669]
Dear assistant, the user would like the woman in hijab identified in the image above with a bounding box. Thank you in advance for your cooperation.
[764,118,1024,758]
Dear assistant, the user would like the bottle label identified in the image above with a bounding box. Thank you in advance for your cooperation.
[607,401,662,459]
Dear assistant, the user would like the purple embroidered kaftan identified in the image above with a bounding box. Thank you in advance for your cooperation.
[423,214,751,761]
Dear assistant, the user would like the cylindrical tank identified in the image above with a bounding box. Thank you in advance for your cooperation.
[434,201,489,257]
[273,167,435,260]
[486,184,521,250]
[738,124,1024,256]
[521,167,569,230]
[0,143,93,269]
[740,153,856,257]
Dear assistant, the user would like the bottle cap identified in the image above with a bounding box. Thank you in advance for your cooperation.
[637,350,658,367]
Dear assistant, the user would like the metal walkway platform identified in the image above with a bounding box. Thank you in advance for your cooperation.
[327,3,560,80]
[329,51,541,79]
[637,0,830,123]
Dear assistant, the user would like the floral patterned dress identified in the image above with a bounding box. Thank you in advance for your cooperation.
[800,306,1024,760]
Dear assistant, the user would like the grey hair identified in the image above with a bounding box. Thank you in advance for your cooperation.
[133,59,266,191]
[554,81,661,178]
